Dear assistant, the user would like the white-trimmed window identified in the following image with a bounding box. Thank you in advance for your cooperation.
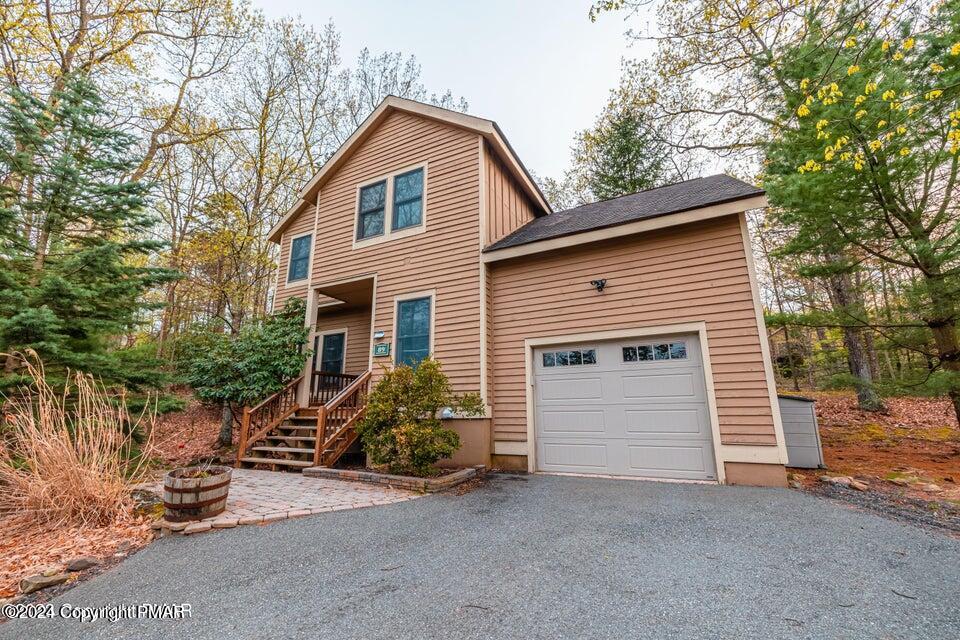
[355,164,427,246]
[393,291,434,367]
[286,233,312,283]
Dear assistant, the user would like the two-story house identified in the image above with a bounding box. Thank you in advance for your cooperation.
[240,96,789,487]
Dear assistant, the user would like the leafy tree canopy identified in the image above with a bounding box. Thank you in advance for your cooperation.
[183,297,310,410]
[764,1,960,419]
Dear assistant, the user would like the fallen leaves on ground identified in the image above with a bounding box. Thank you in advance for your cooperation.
[790,391,960,502]
[0,513,153,600]
[150,398,225,466]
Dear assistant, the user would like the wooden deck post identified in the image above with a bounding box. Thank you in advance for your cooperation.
[313,405,327,467]
[236,406,251,468]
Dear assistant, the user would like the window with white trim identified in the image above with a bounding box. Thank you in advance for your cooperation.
[357,180,387,239]
[395,296,431,367]
[287,234,311,282]
[392,168,424,230]
[355,165,425,243]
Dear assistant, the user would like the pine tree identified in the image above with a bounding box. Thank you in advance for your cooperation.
[574,110,671,201]
[0,76,176,390]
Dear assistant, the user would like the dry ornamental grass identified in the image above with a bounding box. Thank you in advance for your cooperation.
[0,356,155,527]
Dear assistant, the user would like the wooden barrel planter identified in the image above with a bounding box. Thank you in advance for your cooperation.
[163,466,232,523]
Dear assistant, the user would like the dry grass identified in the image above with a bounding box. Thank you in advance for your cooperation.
[0,356,155,528]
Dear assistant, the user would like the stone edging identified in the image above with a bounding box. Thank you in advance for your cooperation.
[303,465,484,492]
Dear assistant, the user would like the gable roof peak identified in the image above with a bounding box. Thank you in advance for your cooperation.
[268,96,550,243]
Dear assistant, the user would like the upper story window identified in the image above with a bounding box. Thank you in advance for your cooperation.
[357,180,387,240]
[287,234,312,282]
[355,164,427,246]
[392,168,424,230]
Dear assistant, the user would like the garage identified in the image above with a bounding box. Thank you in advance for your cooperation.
[533,334,718,480]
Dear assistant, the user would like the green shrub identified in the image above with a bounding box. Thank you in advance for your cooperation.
[357,358,484,476]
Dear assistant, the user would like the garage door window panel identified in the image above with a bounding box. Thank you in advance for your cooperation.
[541,348,597,368]
[623,342,687,363]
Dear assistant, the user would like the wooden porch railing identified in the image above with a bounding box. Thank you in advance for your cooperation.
[313,370,372,467]
[310,371,358,406]
[237,375,302,465]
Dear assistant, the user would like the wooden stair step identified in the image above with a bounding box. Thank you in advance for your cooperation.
[266,435,317,443]
[239,457,313,468]
[277,424,316,431]
[251,446,315,454]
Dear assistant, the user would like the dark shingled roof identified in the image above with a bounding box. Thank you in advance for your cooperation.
[484,174,764,253]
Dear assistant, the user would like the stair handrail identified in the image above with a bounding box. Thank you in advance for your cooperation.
[313,369,372,466]
[237,375,303,465]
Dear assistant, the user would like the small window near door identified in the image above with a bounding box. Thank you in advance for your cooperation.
[287,234,311,282]
[396,297,431,367]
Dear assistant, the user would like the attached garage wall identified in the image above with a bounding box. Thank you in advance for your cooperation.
[489,213,778,448]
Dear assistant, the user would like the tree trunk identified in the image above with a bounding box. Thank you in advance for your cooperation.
[929,321,960,426]
[916,263,960,427]
[862,330,881,383]
[826,270,884,411]
[218,403,234,447]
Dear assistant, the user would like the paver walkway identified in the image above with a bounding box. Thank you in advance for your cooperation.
[156,469,419,534]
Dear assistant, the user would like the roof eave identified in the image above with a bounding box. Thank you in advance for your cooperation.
[481,193,768,263]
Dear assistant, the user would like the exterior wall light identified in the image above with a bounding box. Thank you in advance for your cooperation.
[590,279,607,292]
[373,330,386,339]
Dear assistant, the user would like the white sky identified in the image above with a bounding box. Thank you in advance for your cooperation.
[253,0,655,180]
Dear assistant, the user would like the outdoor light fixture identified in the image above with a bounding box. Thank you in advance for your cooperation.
[590,279,607,292]
[373,330,385,339]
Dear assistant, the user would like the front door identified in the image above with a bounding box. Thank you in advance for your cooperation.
[313,332,345,374]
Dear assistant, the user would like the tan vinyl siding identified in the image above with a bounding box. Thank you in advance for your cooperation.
[489,214,778,447]
[315,307,371,375]
[312,111,482,392]
[484,142,538,245]
[274,203,316,309]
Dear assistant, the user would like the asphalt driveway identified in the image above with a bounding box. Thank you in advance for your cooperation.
[4,474,959,639]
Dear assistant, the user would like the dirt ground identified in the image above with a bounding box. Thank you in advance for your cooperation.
[787,391,960,534]
[151,398,226,467]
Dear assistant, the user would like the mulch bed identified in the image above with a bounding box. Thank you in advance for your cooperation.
[0,399,220,606]
[0,514,154,604]
[151,398,226,467]
[804,391,960,499]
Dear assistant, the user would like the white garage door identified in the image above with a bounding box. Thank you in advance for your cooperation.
[534,335,717,480]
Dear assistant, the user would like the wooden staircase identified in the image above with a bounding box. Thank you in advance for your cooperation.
[237,370,372,471]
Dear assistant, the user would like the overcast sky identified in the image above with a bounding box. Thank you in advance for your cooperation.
[254,0,655,180]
